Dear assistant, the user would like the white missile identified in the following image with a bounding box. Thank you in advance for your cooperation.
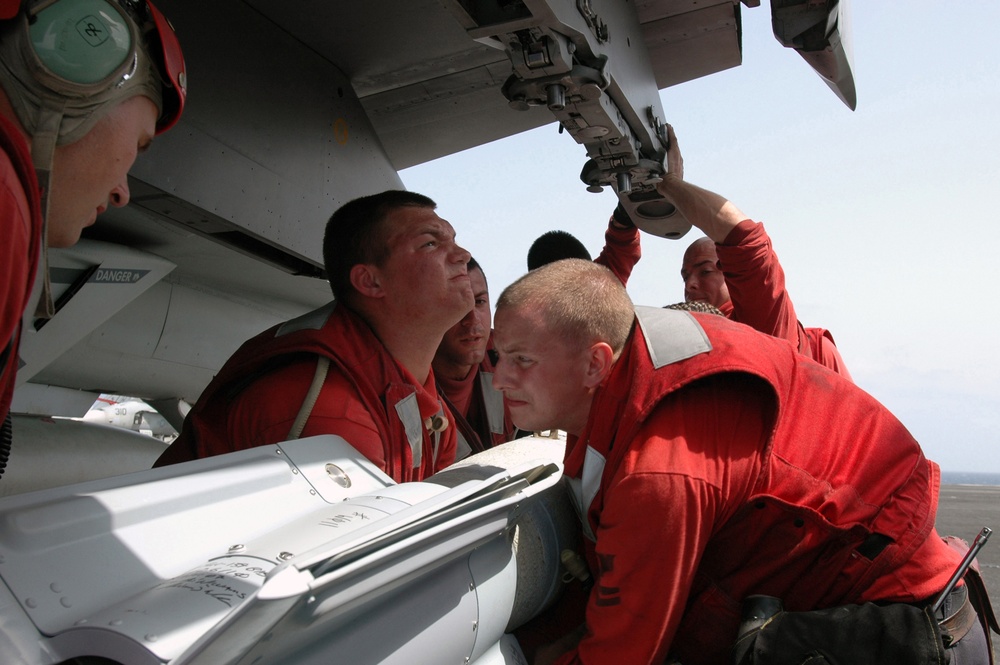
[0,436,578,664]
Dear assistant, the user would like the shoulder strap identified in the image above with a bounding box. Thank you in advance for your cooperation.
[437,385,484,457]
[287,356,330,440]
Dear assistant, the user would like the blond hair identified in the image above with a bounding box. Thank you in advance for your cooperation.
[497,259,634,356]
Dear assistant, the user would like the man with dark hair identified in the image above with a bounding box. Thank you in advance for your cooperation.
[493,259,992,665]
[432,257,516,457]
[0,0,186,468]
[526,204,641,285]
[156,190,474,483]
[527,230,592,267]
[321,190,437,303]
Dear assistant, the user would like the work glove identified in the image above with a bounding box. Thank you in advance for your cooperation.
[611,202,635,228]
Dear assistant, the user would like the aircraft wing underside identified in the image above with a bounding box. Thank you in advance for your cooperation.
[11,0,854,428]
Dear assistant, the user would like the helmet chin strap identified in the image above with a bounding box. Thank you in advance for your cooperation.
[28,97,65,321]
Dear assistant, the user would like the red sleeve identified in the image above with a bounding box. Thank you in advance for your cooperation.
[0,153,31,353]
[594,219,640,286]
[804,328,853,380]
[552,376,767,665]
[226,359,385,469]
[715,220,802,351]
[0,146,36,415]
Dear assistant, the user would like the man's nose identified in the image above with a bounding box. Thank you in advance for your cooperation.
[491,358,511,390]
[452,242,472,264]
[109,180,131,208]
[460,309,478,328]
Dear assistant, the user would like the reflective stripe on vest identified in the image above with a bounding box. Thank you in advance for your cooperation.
[276,301,337,337]
[394,391,424,468]
[634,305,712,369]
[569,307,714,541]
[455,431,472,461]
[479,371,506,435]
[567,445,608,543]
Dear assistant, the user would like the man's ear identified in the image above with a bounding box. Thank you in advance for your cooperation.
[583,342,615,389]
[350,264,384,298]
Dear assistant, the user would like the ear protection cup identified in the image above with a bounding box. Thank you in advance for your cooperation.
[28,0,136,86]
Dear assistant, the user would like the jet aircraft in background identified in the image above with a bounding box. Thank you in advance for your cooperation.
[78,395,181,441]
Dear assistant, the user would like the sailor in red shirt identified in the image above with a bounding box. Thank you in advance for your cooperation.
[0,0,186,468]
[0,113,40,439]
[492,259,991,665]
[156,191,473,483]
[661,126,851,378]
[432,257,517,458]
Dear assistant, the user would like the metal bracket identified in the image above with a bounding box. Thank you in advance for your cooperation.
[453,0,692,239]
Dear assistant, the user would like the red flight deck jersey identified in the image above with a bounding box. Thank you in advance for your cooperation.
[594,219,640,286]
[155,302,456,483]
[716,220,851,379]
[0,114,42,421]
[554,307,960,665]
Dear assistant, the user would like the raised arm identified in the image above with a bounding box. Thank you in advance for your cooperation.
[656,124,747,244]
[594,204,641,285]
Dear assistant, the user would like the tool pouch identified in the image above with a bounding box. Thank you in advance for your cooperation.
[731,594,949,665]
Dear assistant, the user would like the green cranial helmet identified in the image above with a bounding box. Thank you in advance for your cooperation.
[29,0,136,85]
[0,0,187,316]
[0,0,187,146]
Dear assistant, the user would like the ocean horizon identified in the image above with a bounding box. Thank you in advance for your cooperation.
[941,471,1000,486]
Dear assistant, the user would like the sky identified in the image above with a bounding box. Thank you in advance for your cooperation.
[400,1,1000,474]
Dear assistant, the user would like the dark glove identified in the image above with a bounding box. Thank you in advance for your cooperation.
[611,203,635,228]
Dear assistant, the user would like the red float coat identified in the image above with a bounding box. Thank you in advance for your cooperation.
[436,336,516,458]
[594,219,640,286]
[0,114,42,421]
[554,307,960,665]
[716,220,851,379]
[155,302,456,482]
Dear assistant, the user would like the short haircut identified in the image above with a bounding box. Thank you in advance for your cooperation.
[498,259,634,357]
[322,190,436,301]
[527,230,591,270]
